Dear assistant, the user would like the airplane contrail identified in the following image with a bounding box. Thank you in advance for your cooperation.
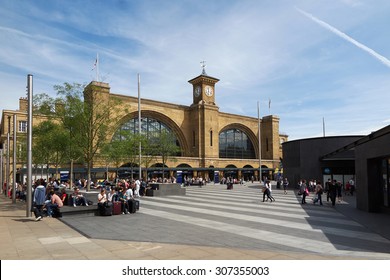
[296,7,390,68]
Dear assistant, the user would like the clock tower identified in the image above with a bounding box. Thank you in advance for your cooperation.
[188,63,220,168]
[188,63,219,105]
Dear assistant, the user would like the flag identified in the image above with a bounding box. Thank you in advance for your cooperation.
[92,53,99,81]
[92,58,97,71]
[268,98,271,109]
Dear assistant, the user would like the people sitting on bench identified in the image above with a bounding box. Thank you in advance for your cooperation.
[97,188,107,206]
[46,189,63,217]
[72,187,89,207]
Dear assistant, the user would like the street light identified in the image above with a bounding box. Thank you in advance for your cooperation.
[6,115,10,198]
[26,74,33,217]
[12,114,17,204]
[258,101,262,184]
[0,148,3,195]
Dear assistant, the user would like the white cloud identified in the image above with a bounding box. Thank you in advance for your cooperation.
[296,7,390,68]
[1,0,390,141]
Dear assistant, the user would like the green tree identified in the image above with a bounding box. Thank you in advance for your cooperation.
[53,82,125,191]
[153,129,181,180]
[100,137,127,180]
[121,131,147,180]
[141,137,158,181]
[33,93,59,115]
[33,120,69,178]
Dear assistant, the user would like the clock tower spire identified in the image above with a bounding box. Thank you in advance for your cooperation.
[200,60,207,75]
[188,62,219,105]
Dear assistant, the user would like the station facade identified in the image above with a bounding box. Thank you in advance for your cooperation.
[0,72,287,184]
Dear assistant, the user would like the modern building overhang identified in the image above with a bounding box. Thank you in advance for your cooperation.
[320,149,356,161]
[320,125,390,161]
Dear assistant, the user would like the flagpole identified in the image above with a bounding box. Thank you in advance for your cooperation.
[138,74,142,180]
[96,53,99,82]
[268,98,271,115]
[12,114,17,204]
[258,101,262,184]
[323,117,326,137]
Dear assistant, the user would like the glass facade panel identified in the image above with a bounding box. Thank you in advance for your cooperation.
[115,117,180,153]
[219,129,255,159]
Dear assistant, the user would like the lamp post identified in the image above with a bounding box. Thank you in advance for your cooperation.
[258,101,262,184]
[0,149,3,195]
[138,73,142,181]
[6,115,10,198]
[69,128,73,190]
[26,74,33,217]
[12,114,17,204]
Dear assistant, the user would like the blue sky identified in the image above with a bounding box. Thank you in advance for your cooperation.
[1,0,390,140]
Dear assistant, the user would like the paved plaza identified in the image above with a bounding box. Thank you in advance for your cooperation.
[1,183,390,259]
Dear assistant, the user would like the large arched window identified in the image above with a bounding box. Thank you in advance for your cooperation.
[219,128,255,159]
[115,117,180,154]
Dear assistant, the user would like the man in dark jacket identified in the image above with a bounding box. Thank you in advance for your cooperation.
[328,180,337,206]
[325,179,331,202]
[33,179,46,221]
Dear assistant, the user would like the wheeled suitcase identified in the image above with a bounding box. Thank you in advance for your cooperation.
[146,188,154,196]
[134,199,140,211]
[68,194,74,206]
[52,207,62,218]
[112,201,122,215]
[127,199,137,213]
[100,204,112,216]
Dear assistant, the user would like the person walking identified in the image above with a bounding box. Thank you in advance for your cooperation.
[282,177,289,194]
[329,180,337,206]
[33,179,46,221]
[313,182,323,205]
[300,179,308,204]
[349,178,355,196]
[325,179,332,202]
[262,180,275,202]
[336,181,343,203]
[134,178,141,198]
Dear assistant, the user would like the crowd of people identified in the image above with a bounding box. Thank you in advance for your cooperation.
[3,174,357,222]
[295,178,355,206]
[262,176,356,207]
[31,178,65,221]
[96,180,141,215]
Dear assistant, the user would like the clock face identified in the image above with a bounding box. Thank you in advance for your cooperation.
[205,86,213,96]
[194,86,201,97]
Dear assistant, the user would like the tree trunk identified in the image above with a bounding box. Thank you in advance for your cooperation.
[87,162,91,192]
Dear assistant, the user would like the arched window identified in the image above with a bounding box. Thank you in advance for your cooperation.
[219,128,255,159]
[115,117,180,153]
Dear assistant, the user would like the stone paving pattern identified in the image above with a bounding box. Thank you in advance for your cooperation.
[1,183,390,260]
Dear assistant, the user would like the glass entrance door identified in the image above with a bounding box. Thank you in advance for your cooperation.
[382,158,390,207]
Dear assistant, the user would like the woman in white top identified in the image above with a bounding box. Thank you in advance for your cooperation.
[107,188,118,202]
[97,188,107,204]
